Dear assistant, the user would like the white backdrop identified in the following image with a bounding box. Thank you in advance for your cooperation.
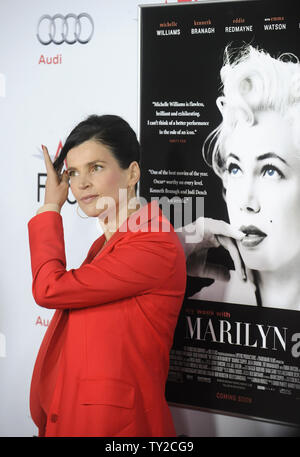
[0,0,298,437]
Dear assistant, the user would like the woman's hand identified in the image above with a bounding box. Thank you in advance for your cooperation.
[41,145,69,210]
[176,217,246,282]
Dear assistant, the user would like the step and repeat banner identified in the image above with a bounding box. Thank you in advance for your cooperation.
[0,0,167,437]
[139,0,300,426]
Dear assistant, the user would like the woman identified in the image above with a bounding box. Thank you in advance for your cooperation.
[27,114,187,437]
[179,45,300,310]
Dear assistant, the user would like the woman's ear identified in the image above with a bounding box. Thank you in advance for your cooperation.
[127,161,141,188]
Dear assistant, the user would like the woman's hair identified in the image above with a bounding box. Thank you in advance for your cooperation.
[203,45,300,177]
[53,114,140,172]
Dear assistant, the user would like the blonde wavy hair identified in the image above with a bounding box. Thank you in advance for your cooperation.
[203,45,300,177]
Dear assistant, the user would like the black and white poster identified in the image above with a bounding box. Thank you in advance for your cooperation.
[139,0,300,425]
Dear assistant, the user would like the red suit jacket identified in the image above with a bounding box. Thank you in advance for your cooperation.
[27,201,186,437]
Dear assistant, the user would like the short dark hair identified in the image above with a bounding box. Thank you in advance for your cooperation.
[53,114,140,172]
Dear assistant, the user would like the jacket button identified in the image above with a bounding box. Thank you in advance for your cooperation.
[50,414,58,423]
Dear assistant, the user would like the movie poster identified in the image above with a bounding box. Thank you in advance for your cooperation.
[139,0,300,425]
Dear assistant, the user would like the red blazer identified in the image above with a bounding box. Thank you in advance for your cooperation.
[28,201,186,437]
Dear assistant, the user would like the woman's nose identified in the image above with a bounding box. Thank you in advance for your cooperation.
[239,181,260,213]
[77,174,91,189]
[241,200,260,213]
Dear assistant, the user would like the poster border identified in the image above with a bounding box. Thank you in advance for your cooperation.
[138,0,259,9]
[137,0,300,428]
[168,401,300,429]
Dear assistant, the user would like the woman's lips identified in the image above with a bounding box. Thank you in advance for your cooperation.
[81,195,98,203]
[239,225,267,248]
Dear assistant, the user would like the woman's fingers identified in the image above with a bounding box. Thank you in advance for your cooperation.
[217,235,246,282]
[179,218,244,253]
[204,218,244,241]
[42,145,64,180]
[40,145,69,208]
[41,145,55,174]
[180,218,247,282]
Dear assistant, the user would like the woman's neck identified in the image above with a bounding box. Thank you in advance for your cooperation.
[99,197,140,242]
[255,262,300,310]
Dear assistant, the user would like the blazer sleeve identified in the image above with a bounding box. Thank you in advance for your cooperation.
[28,211,184,310]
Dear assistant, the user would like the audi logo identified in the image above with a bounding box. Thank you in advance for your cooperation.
[37,13,94,45]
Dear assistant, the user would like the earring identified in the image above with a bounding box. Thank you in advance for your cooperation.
[128,185,135,198]
[76,204,89,219]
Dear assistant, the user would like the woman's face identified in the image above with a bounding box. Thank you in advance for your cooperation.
[66,139,131,219]
[223,110,300,272]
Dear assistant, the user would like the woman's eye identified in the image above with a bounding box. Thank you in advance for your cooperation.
[67,165,102,177]
[227,163,242,176]
[265,169,275,177]
[92,165,102,172]
[261,165,284,179]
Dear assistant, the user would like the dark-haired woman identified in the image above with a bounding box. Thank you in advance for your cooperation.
[28,115,186,437]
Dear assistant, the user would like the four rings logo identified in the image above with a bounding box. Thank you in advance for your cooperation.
[37,13,94,45]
